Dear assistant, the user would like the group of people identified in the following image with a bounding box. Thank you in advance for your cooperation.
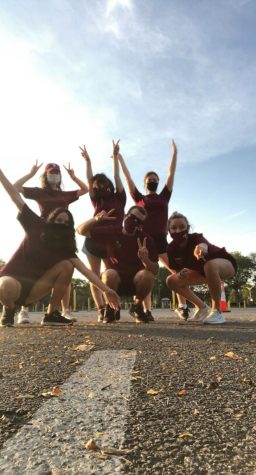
[0,140,237,327]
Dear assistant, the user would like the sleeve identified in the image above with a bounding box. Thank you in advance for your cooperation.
[192,233,210,246]
[160,185,172,202]
[22,187,42,199]
[116,188,126,206]
[17,204,42,233]
[130,187,144,204]
[63,190,80,204]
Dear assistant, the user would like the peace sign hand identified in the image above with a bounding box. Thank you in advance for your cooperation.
[79,145,90,161]
[171,139,177,156]
[63,162,75,179]
[137,237,148,261]
[112,139,120,157]
[30,160,43,176]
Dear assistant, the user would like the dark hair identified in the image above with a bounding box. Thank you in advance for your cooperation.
[90,173,115,194]
[127,205,148,219]
[46,207,75,227]
[40,172,62,191]
[144,171,159,184]
[168,211,191,231]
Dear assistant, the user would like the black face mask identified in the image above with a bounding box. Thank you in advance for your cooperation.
[92,187,112,199]
[146,182,158,192]
[41,223,77,253]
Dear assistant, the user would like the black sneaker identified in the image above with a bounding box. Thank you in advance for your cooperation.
[129,303,148,323]
[145,310,154,322]
[0,307,15,327]
[41,310,73,326]
[97,307,105,322]
[103,305,116,323]
[115,308,121,321]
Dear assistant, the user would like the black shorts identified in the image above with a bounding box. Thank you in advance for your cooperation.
[152,234,168,254]
[82,237,108,259]
[117,275,136,297]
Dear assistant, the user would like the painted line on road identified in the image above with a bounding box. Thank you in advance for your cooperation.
[0,350,136,474]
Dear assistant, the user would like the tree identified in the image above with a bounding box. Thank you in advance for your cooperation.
[226,252,256,305]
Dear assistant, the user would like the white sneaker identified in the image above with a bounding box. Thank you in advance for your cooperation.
[187,305,210,322]
[205,310,225,324]
[17,309,30,324]
[62,310,77,322]
[175,307,190,320]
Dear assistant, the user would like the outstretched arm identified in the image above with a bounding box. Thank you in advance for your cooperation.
[79,145,93,193]
[117,152,136,194]
[13,161,42,192]
[70,256,120,309]
[112,140,124,193]
[165,140,177,191]
[63,162,89,196]
[0,169,25,211]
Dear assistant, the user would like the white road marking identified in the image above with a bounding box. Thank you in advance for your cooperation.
[0,350,136,474]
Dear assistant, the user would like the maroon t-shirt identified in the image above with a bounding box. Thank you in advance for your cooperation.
[0,205,77,282]
[167,233,235,275]
[22,187,79,219]
[90,189,126,227]
[130,186,171,235]
[91,225,158,276]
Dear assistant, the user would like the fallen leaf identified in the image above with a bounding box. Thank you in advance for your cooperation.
[88,392,96,399]
[85,438,98,450]
[147,389,161,395]
[209,356,216,361]
[74,343,94,352]
[178,432,193,438]
[52,386,63,396]
[131,376,144,380]
[176,390,188,396]
[193,408,200,415]
[93,431,104,437]
[169,351,178,356]
[224,351,241,360]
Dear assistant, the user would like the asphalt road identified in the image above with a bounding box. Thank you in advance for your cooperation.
[0,308,255,474]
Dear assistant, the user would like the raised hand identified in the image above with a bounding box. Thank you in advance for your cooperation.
[79,145,90,161]
[171,139,177,156]
[30,160,43,176]
[112,139,120,157]
[137,237,148,261]
[63,162,75,179]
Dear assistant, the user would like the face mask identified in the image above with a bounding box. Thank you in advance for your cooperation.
[146,182,158,192]
[93,187,112,199]
[170,230,188,245]
[47,174,61,185]
[41,223,77,252]
[123,215,143,234]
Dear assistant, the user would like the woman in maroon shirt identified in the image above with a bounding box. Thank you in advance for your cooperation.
[79,141,126,321]
[13,159,88,324]
[165,212,237,324]
[0,169,120,327]
[117,140,187,320]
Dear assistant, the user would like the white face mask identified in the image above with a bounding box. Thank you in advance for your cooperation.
[47,174,61,185]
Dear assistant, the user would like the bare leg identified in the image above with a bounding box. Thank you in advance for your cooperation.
[134,270,155,302]
[0,276,21,308]
[61,283,72,313]
[25,260,74,314]
[204,259,235,311]
[85,254,105,310]
[101,269,120,291]
[166,270,206,308]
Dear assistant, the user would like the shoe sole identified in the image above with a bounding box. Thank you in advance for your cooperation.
[17,321,30,325]
[0,323,14,327]
[41,322,73,326]
[204,317,225,324]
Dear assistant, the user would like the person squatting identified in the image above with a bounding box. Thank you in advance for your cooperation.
[0,140,237,327]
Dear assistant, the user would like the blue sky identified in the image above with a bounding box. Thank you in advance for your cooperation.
[0,0,255,269]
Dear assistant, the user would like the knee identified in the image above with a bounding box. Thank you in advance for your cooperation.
[0,277,21,305]
[102,269,119,287]
[166,275,180,290]
[60,260,74,279]
[135,270,154,287]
